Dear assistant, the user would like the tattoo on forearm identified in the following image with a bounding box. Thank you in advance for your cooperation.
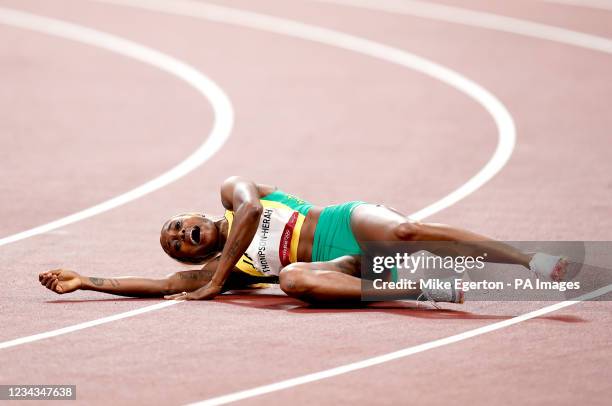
[89,277,105,287]
[178,270,214,280]
[89,277,120,288]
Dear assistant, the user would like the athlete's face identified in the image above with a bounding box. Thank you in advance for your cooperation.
[159,213,218,263]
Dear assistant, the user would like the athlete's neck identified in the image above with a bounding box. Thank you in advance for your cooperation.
[215,217,228,251]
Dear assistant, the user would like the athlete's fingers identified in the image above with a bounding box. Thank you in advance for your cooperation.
[164,292,188,300]
[50,269,63,276]
[45,276,56,289]
[51,279,59,292]
[41,274,52,286]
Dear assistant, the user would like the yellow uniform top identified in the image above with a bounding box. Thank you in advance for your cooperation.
[224,190,312,277]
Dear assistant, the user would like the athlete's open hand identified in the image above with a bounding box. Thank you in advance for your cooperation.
[39,269,82,294]
[164,282,222,301]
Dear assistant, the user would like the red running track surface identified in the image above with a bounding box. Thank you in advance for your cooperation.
[1,0,611,404]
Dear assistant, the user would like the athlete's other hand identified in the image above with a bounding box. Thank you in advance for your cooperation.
[39,269,82,294]
[164,282,222,300]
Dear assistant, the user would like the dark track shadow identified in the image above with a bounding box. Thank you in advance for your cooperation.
[215,292,586,323]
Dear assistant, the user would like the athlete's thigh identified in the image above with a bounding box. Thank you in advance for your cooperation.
[350,203,409,244]
[296,255,361,277]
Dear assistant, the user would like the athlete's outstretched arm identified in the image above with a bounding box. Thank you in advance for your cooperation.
[38,256,254,298]
[177,176,264,300]
[38,269,213,297]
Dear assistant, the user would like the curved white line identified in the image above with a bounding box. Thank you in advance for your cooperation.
[97,0,516,221]
[0,6,233,348]
[183,1,612,404]
[0,7,234,248]
[190,285,612,406]
[543,0,612,12]
[313,0,612,54]
[0,0,515,350]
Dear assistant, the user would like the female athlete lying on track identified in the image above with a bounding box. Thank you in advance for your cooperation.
[38,176,567,304]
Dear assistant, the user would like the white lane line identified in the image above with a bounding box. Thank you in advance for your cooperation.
[96,0,516,221]
[313,0,612,54]
[76,1,565,404]
[0,6,233,348]
[190,284,612,406]
[0,0,515,350]
[134,1,612,404]
[0,7,234,248]
[0,301,179,350]
[542,0,612,12]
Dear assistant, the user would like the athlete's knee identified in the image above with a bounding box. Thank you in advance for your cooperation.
[279,263,313,296]
[393,220,424,241]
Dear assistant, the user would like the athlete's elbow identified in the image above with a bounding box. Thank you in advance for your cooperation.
[241,202,263,219]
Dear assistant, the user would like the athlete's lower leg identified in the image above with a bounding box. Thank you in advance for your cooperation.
[351,205,532,269]
[351,205,565,280]
[401,221,533,268]
[278,264,421,303]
